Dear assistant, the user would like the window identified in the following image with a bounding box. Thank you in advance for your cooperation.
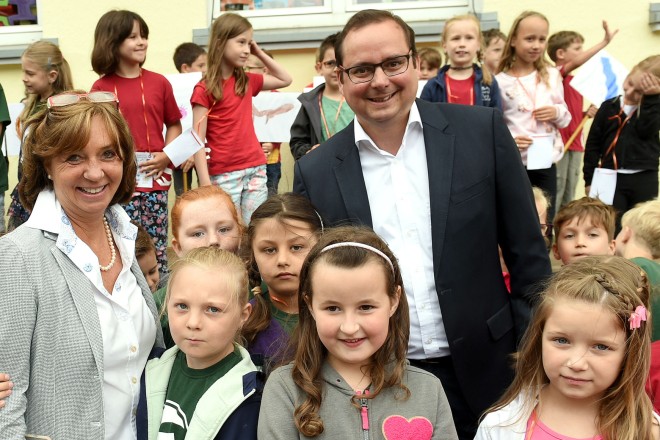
[0,0,42,62]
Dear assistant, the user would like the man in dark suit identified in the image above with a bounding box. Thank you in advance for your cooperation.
[293,9,552,440]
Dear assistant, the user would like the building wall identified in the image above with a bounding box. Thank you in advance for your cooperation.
[1,0,658,220]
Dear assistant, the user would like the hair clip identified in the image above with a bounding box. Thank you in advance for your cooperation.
[629,305,647,330]
[320,242,394,273]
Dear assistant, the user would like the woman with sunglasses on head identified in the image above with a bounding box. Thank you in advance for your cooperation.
[0,91,164,439]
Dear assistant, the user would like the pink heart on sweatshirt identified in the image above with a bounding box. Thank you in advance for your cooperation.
[382,415,433,440]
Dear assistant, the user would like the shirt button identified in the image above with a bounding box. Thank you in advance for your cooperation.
[421,304,427,310]
[425,338,432,344]
[130,345,137,353]
[131,377,137,384]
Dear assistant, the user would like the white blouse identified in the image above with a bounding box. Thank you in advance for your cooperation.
[25,190,157,440]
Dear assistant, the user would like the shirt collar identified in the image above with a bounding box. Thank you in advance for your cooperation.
[353,101,423,154]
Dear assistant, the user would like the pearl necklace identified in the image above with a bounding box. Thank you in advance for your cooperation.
[100,216,117,272]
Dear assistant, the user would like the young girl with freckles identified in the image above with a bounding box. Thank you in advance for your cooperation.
[242,193,323,373]
[258,226,458,440]
[421,14,501,109]
[191,13,292,225]
[496,11,571,224]
[137,246,261,440]
[7,41,73,231]
[154,185,243,347]
[91,10,183,274]
[475,255,660,440]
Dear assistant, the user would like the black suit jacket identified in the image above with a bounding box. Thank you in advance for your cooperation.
[293,99,551,416]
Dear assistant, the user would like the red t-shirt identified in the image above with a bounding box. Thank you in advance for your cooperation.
[92,69,182,191]
[445,74,475,105]
[190,73,265,175]
[558,65,585,152]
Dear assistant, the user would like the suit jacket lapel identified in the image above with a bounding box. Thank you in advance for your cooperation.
[332,124,373,227]
[50,244,104,374]
[418,100,454,281]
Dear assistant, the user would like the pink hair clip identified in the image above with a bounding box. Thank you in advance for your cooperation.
[629,305,648,330]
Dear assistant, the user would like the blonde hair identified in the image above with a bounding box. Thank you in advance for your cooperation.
[498,11,552,86]
[486,256,654,440]
[532,186,551,217]
[442,14,493,86]
[164,246,249,336]
[291,226,410,437]
[621,199,660,259]
[19,41,74,134]
[205,13,252,101]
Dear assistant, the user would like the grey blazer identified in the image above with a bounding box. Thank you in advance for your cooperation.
[0,225,165,439]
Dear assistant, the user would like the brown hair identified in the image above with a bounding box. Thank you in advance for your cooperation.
[498,11,552,86]
[418,47,442,70]
[547,31,584,62]
[291,226,410,437]
[241,193,323,347]
[632,55,660,80]
[18,41,74,134]
[165,246,249,340]
[205,13,252,101]
[553,196,616,241]
[91,10,149,76]
[442,14,493,85]
[19,91,136,210]
[173,42,207,72]
[335,9,418,69]
[133,221,156,259]
[482,28,506,47]
[621,199,660,259]
[485,256,654,440]
[316,32,339,63]
[170,185,243,242]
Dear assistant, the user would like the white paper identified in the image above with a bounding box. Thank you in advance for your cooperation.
[135,152,153,188]
[526,135,554,170]
[589,168,617,205]
[417,80,428,98]
[252,92,302,143]
[163,128,203,167]
[570,50,628,107]
[164,72,203,133]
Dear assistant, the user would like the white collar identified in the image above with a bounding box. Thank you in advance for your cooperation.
[353,101,422,154]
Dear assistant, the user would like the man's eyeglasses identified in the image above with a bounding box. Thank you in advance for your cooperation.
[541,223,553,237]
[47,91,118,109]
[339,52,412,84]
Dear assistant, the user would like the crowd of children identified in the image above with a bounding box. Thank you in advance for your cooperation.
[0,5,659,440]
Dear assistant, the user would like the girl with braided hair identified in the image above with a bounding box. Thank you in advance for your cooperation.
[476,255,659,440]
[241,193,323,374]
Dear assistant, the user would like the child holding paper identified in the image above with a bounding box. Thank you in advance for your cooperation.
[583,55,660,230]
[496,11,571,223]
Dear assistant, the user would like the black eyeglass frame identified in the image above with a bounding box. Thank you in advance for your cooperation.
[338,51,413,84]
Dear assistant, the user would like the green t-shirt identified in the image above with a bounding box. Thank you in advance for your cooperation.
[0,84,10,192]
[267,293,299,335]
[158,347,242,439]
[631,257,660,341]
[319,95,354,142]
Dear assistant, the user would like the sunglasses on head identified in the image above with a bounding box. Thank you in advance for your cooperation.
[47,91,119,109]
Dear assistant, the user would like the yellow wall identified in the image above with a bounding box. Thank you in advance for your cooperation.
[1,0,658,222]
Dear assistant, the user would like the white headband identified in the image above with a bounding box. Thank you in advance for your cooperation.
[319,242,394,273]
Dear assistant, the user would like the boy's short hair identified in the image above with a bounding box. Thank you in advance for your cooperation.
[482,28,506,47]
[621,199,660,259]
[554,197,616,240]
[547,31,584,62]
[316,32,339,63]
[173,42,206,72]
[418,47,442,69]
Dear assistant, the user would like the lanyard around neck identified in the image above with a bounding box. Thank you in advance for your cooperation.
[114,69,151,152]
[319,92,345,139]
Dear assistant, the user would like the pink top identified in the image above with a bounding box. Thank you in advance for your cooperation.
[496,67,571,166]
[527,412,603,440]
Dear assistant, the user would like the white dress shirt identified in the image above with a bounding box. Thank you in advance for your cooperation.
[26,190,157,440]
[355,103,449,359]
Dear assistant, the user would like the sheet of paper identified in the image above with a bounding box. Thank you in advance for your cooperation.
[526,135,554,170]
[135,152,153,188]
[589,168,617,205]
[163,128,203,167]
